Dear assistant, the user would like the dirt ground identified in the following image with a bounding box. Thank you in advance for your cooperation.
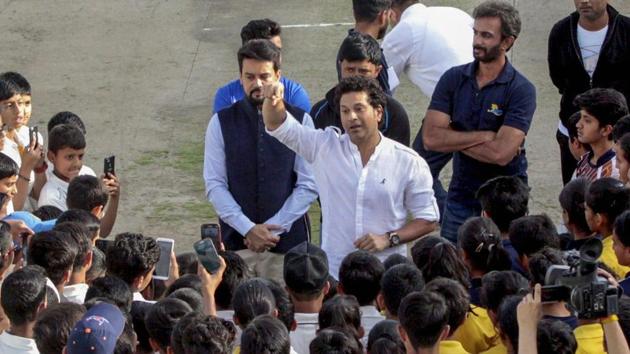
[2,0,628,252]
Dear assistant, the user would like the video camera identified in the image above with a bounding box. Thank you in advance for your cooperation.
[541,238,620,319]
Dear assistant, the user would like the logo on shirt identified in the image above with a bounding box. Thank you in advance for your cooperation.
[487,104,504,117]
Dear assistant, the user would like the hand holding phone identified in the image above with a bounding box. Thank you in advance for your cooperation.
[201,223,222,250]
[194,238,222,274]
[104,156,115,176]
[154,238,175,280]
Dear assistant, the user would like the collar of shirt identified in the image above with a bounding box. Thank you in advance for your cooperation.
[360,305,384,318]
[463,59,516,85]
[401,3,427,22]
[294,312,319,325]
[0,331,39,352]
[132,292,156,304]
[63,283,89,303]
[439,340,469,354]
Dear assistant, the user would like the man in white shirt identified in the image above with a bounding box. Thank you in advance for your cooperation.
[263,75,438,278]
[283,242,331,354]
[383,0,474,216]
[0,265,48,354]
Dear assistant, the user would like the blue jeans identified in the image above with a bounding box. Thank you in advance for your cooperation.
[412,126,452,220]
[440,199,481,244]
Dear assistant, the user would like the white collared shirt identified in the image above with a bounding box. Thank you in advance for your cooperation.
[37,165,95,211]
[267,113,439,278]
[290,312,319,354]
[383,3,473,98]
[204,112,318,237]
[63,283,89,304]
[0,331,39,354]
[360,305,386,346]
[132,291,156,304]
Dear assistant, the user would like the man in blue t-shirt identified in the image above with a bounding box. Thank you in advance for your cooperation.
[212,19,311,113]
[422,1,536,243]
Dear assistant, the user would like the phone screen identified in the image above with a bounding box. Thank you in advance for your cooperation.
[200,224,221,249]
[154,239,174,280]
[104,156,115,175]
[194,239,221,274]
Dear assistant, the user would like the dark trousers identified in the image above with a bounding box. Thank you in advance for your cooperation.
[412,125,452,220]
[556,129,577,185]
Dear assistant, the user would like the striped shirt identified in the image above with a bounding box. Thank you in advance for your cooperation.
[573,149,619,182]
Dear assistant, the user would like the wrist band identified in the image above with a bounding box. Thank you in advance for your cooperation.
[602,314,619,324]
[18,174,31,182]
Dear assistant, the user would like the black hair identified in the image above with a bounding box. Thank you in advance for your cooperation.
[586,177,630,224]
[167,287,204,313]
[528,247,567,285]
[411,235,470,288]
[459,217,512,273]
[130,300,153,354]
[215,250,251,309]
[398,291,448,349]
[383,253,412,270]
[47,123,86,154]
[174,313,237,354]
[27,230,78,286]
[165,274,203,296]
[114,318,136,354]
[559,178,591,235]
[1,265,47,325]
[240,19,281,45]
[54,221,92,271]
[0,72,31,95]
[237,39,281,73]
[380,264,424,317]
[508,214,560,257]
[536,319,578,354]
[352,0,391,22]
[324,275,339,303]
[574,88,629,132]
[47,111,86,135]
[567,111,582,141]
[339,250,385,306]
[86,247,107,283]
[615,210,630,247]
[0,76,21,101]
[0,221,12,269]
[261,278,295,331]
[57,209,101,240]
[480,271,530,313]
[310,328,363,354]
[472,0,522,39]
[338,32,382,65]
[241,315,291,354]
[66,175,109,211]
[32,205,63,221]
[105,232,160,286]
[424,278,470,334]
[232,278,276,327]
[85,275,133,314]
[334,76,387,113]
[497,295,524,350]
[318,294,363,340]
[33,302,86,354]
[0,152,18,180]
[176,252,199,275]
[476,176,530,233]
[613,115,630,142]
[367,319,405,354]
[145,298,193,350]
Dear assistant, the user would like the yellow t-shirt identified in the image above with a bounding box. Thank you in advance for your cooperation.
[600,235,630,279]
[480,342,508,354]
[440,340,471,354]
[574,323,606,354]
[452,306,499,353]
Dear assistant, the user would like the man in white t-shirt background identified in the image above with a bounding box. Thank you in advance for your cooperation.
[549,0,630,185]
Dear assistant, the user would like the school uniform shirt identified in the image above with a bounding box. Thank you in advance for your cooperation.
[574,323,606,354]
[290,312,319,354]
[601,235,630,279]
[0,331,39,354]
[573,149,619,182]
[480,342,507,354]
[360,306,386,346]
[267,112,439,278]
[452,306,499,353]
[63,283,89,304]
[439,340,471,354]
[37,165,95,211]
[132,292,156,304]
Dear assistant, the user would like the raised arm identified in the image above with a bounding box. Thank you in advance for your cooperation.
[262,81,288,131]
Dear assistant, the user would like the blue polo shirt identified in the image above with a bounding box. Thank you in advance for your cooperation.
[429,59,536,207]
[213,76,311,113]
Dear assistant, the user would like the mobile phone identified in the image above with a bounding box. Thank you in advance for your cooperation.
[154,238,174,280]
[194,238,221,274]
[200,223,221,250]
[28,126,38,147]
[104,156,115,176]
[95,239,113,253]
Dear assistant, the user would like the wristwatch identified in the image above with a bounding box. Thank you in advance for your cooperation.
[387,232,401,248]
